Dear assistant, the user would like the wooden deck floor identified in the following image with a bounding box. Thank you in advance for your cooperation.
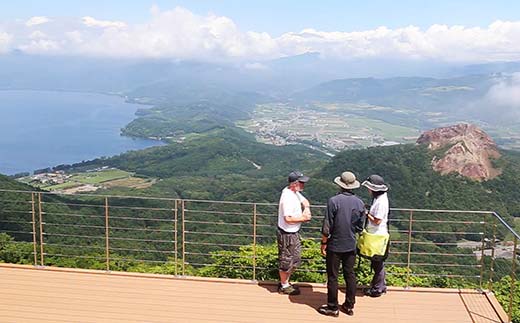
[0,264,507,323]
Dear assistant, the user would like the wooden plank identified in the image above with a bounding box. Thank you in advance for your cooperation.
[0,265,504,323]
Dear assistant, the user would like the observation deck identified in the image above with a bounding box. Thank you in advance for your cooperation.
[0,264,507,322]
[0,189,518,322]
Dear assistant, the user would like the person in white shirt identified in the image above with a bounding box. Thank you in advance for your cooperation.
[276,171,312,295]
[361,174,389,297]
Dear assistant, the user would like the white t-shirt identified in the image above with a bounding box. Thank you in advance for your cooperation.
[366,192,389,235]
[278,187,308,233]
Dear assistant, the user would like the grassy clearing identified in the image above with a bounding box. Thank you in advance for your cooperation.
[70,169,131,184]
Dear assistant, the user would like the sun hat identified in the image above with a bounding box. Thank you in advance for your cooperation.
[288,171,310,183]
[361,174,388,192]
[333,171,360,190]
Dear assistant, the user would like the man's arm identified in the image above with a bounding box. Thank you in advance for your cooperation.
[367,202,385,225]
[367,212,382,225]
[284,195,311,223]
[320,199,335,256]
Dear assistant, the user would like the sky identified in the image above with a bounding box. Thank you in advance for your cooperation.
[1,0,520,63]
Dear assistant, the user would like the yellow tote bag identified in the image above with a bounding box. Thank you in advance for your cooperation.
[357,229,389,259]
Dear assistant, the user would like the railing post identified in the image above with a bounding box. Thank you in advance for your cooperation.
[508,236,518,323]
[252,203,257,281]
[479,214,486,289]
[182,199,186,276]
[174,199,178,276]
[30,192,38,266]
[406,210,413,288]
[488,218,497,291]
[38,192,44,266]
[105,197,110,271]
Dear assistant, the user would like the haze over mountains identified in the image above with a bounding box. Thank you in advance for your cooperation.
[2,52,520,94]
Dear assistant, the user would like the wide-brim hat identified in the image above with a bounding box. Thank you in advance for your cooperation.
[361,174,388,192]
[334,171,360,190]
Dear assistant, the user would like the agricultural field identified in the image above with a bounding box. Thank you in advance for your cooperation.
[18,168,156,193]
[238,103,420,152]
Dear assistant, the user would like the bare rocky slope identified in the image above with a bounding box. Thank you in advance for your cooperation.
[416,123,501,181]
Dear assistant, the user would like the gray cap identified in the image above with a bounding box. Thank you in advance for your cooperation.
[288,171,310,183]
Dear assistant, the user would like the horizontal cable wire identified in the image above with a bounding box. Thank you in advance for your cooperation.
[108,215,174,222]
[45,253,106,261]
[42,233,105,239]
[108,205,173,212]
[391,251,477,257]
[109,236,174,243]
[391,218,485,224]
[44,243,105,250]
[187,262,253,269]
[109,257,168,264]
[184,220,253,227]
[184,209,253,217]
[185,231,254,238]
[0,199,31,204]
[0,219,33,225]
[45,223,105,230]
[109,247,175,254]
[0,230,33,235]
[185,241,248,247]
[109,226,176,233]
[41,212,104,218]
[391,240,461,246]
[0,209,32,214]
[41,201,105,208]
[185,252,253,258]
[409,263,481,268]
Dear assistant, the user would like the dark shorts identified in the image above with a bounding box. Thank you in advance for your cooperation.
[277,228,301,272]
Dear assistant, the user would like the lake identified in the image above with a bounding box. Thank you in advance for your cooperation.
[0,90,163,175]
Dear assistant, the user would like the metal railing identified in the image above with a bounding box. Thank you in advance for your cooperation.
[0,188,518,321]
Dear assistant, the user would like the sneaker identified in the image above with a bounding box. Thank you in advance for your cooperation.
[278,284,301,295]
[364,288,386,298]
[340,303,354,316]
[317,304,339,317]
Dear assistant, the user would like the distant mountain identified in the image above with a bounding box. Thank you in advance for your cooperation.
[293,75,492,109]
[450,61,520,76]
[291,74,520,128]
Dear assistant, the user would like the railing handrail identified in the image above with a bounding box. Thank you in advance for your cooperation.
[0,188,511,214]
[493,211,520,241]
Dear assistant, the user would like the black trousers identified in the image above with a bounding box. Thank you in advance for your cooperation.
[326,250,356,310]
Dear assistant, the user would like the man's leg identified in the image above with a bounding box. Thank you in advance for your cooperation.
[277,231,300,295]
[326,251,341,310]
[370,259,386,293]
[342,250,357,309]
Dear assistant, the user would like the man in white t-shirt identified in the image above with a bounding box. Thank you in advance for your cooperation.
[276,171,312,295]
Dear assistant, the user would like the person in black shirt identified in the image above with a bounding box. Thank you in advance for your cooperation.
[317,171,365,317]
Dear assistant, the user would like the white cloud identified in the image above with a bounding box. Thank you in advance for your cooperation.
[82,16,126,29]
[486,73,520,107]
[65,30,83,43]
[29,30,47,39]
[0,31,12,53]
[18,39,61,53]
[2,8,520,63]
[26,16,51,27]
